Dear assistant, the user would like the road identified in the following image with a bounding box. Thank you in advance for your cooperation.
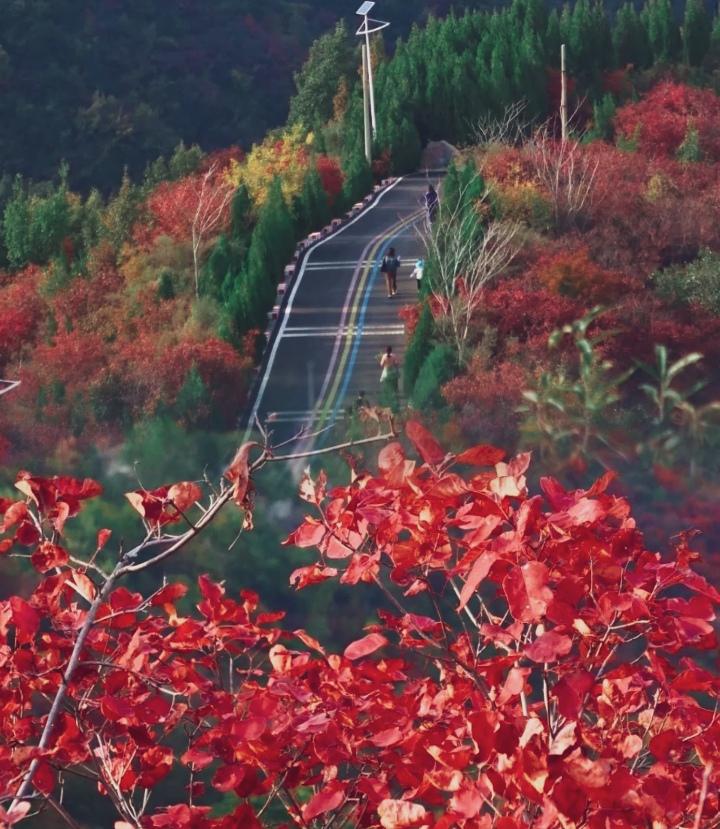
[246,174,430,445]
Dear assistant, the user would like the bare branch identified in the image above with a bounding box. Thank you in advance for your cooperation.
[474,100,532,148]
[417,176,521,364]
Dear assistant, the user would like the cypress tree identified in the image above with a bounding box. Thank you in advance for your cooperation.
[3,176,32,268]
[643,0,680,63]
[404,302,435,394]
[683,0,711,65]
[545,9,562,67]
[614,3,651,67]
[297,167,331,235]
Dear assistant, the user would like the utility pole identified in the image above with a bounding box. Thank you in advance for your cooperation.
[361,43,372,165]
[356,2,389,163]
[560,43,568,143]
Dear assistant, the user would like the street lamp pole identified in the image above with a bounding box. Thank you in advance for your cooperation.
[361,43,372,165]
[356,2,389,162]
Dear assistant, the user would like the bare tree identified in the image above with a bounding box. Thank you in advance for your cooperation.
[527,125,599,229]
[191,163,235,296]
[473,100,532,149]
[418,180,522,365]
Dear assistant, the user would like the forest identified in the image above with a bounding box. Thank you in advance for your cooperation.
[2,0,720,825]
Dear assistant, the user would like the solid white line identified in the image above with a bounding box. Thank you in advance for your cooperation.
[244,177,405,438]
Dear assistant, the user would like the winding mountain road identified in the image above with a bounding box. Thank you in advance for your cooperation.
[246,174,431,444]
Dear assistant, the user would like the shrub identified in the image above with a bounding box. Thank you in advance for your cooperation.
[412,343,457,410]
[403,302,434,394]
[654,248,720,313]
[614,81,720,160]
[534,244,631,303]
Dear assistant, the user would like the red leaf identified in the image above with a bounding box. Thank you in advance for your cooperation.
[378,442,405,475]
[10,597,40,644]
[303,780,347,821]
[150,583,188,606]
[225,442,257,506]
[525,631,573,663]
[290,564,338,589]
[213,764,247,793]
[377,799,428,828]
[405,420,445,466]
[549,721,577,756]
[96,528,112,550]
[1,501,28,532]
[32,760,55,795]
[455,444,505,466]
[458,551,498,611]
[498,667,530,706]
[344,633,388,661]
[30,541,69,573]
[449,782,484,818]
[370,726,404,747]
[167,481,202,513]
[283,519,325,549]
[503,561,553,622]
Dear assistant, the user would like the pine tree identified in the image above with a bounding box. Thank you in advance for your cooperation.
[297,167,331,235]
[643,0,680,63]
[546,9,562,67]
[613,3,651,67]
[230,184,253,242]
[3,176,32,268]
[589,93,617,141]
[342,146,373,207]
[258,177,295,285]
[289,21,357,132]
[683,0,711,65]
[404,302,435,394]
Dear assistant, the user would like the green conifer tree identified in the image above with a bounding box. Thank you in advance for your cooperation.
[613,2,651,67]
[683,0,711,65]
[289,21,357,131]
[643,0,680,63]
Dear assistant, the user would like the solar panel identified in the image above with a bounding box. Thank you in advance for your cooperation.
[356,2,375,16]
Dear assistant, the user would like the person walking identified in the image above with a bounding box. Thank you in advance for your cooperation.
[379,345,399,389]
[425,183,439,223]
[380,247,401,297]
[412,258,424,292]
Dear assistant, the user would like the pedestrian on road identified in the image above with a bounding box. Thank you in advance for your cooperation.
[425,183,439,223]
[412,258,424,292]
[379,345,399,388]
[380,248,401,297]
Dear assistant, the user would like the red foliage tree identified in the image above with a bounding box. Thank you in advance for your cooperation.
[0,269,45,369]
[0,426,718,828]
[316,155,344,206]
[614,81,720,160]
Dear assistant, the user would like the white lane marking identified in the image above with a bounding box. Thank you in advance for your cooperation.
[284,324,405,336]
[244,177,405,437]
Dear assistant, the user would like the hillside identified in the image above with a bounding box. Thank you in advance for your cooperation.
[0,0,487,195]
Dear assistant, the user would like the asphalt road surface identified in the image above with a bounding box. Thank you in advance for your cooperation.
[246,174,432,446]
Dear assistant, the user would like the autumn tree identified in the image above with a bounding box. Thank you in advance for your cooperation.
[1,424,719,827]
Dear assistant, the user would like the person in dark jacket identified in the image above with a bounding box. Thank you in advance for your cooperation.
[425,183,439,222]
[380,248,401,297]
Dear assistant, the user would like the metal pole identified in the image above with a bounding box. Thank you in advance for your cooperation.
[361,43,372,165]
[560,43,568,143]
[364,16,377,136]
